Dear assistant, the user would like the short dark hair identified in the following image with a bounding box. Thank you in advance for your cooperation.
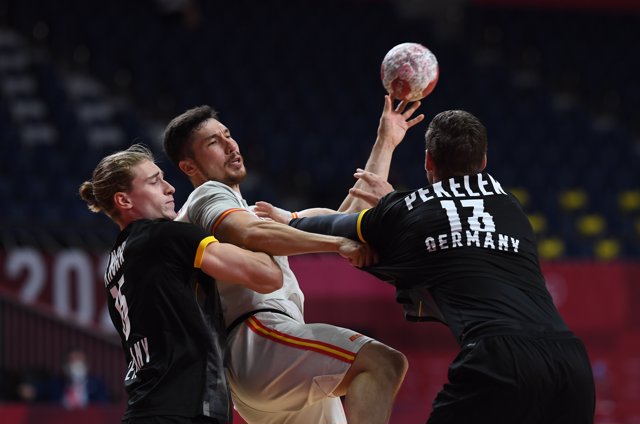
[425,110,488,178]
[163,105,218,168]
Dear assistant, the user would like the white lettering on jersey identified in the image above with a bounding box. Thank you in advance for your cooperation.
[417,187,434,203]
[433,183,451,198]
[421,196,521,254]
[452,231,463,248]
[425,230,520,253]
[410,175,522,254]
[130,337,151,372]
[449,178,463,197]
[109,276,130,339]
[104,241,126,287]
[124,359,137,382]
[404,192,418,211]
[487,174,507,195]
[464,175,480,196]
[477,173,493,195]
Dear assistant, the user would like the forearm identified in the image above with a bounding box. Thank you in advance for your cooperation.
[296,207,337,218]
[201,244,283,293]
[360,137,396,180]
[338,140,395,213]
[238,220,347,256]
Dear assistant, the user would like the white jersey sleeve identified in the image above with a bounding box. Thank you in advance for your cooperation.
[176,181,246,234]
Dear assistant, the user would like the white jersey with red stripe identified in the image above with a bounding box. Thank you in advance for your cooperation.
[176,181,372,424]
[175,181,305,325]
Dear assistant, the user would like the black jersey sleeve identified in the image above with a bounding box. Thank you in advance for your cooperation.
[289,212,361,241]
[357,191,409,247]
[149,220,216,269]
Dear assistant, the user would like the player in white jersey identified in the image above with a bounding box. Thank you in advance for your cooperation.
[164,97,422,424]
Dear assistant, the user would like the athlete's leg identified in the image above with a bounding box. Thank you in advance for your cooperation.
[332,341,408,424]
[227,311,373,423]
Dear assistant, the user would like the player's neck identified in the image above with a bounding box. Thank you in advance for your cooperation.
[230,183,242,195]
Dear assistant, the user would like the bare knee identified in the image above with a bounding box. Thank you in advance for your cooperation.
[371,342,408,384]
[334,341,408,396]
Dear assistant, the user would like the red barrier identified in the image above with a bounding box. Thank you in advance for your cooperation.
[2,250,639,423]
[0,404,124,424]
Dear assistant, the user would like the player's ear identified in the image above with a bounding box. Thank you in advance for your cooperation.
[113,192,132,211]
[480,154,487,171]
[425,149,434,172]
[179,159,197,178]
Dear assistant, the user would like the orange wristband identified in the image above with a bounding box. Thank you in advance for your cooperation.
[291,212,299,219]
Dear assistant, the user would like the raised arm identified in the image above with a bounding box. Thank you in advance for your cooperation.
[337,95,423,213]
[253,96,420,221]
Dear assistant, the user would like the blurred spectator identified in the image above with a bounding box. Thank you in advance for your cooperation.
[11,368,50,403]
[42,349,110,409]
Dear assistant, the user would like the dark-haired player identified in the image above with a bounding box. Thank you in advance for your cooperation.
[259,110,596,423]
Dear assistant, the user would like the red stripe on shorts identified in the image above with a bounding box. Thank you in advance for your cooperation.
[246,316,356,363]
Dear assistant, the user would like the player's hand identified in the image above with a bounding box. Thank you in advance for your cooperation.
[348,169,394,207]
[254,201,292,224]
[377,95,425,149]
[337,239,378,268]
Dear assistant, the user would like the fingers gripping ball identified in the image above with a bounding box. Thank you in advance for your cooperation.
[381,42,439,101]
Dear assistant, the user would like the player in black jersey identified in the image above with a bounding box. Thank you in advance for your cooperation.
[79,144,283,424]
[257,110,596,423]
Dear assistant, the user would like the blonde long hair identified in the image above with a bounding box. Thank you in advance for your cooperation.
[79,144,154,220]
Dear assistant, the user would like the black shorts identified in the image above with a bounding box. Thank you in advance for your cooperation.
[123,416,223,424]
[427,332,595,424]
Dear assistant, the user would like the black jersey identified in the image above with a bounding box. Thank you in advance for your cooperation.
[358,173,569,343]
[104,219,231,422]
[290,172,595,420]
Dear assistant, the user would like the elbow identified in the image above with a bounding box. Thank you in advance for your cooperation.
[254,268,283,294]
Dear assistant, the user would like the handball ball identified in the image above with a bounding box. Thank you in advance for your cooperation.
[381,42,439,101]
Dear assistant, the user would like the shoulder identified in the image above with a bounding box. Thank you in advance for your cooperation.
[382,189,415,204]
[185,181,242,209]
[194,181,237,197]
[177,182,244,223]
[134,219,204,243]
[375,189,421,212]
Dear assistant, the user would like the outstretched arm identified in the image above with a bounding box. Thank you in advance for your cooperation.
[214,209,375,267]
[338,95,423,213]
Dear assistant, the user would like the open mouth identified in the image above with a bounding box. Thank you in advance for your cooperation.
[228,155,243,167]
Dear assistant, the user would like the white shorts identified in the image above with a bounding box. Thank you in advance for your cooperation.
[226,309,373,424]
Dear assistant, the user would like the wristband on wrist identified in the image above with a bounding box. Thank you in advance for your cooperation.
[291,211,299,219]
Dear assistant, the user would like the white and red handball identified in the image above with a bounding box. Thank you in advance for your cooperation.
[381,42,439,101]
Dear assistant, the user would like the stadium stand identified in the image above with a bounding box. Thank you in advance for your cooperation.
[0,0,638,258]
[1,1,639,422]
